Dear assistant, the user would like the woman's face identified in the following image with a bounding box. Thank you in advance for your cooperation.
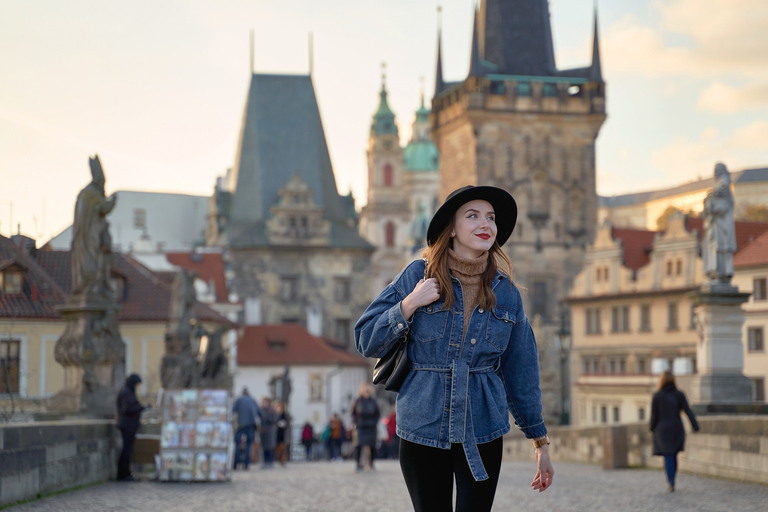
[452,199,497,259]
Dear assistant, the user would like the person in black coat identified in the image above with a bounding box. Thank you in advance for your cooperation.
[650,371,699,492]
[351,382,380,471]
[116,373,150,481]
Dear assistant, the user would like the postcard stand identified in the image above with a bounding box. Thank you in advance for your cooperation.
[158,389,233,482]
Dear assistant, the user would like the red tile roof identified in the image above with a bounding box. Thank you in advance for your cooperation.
[611,228,656,270]
[734,230,768,268]
[33,251,233,325]
[237,324,368,367]
[686,217,768,252]
[0,235,67,319]
[165,251,230,303]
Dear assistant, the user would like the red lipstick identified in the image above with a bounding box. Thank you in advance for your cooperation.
[476,233,490,240]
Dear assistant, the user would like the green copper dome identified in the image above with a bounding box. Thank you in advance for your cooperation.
[404,140,439,172]
[371,85,398,136]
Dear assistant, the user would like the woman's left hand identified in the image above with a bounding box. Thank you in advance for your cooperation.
[531,445,554,492]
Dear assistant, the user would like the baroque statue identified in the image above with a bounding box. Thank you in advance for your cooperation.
[71,155,117,302]
[702,162,736,284]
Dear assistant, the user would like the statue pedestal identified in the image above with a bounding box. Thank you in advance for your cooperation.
[688,287,753,409]
[47,302,125,415]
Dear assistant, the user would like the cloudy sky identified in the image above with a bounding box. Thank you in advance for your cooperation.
[1,0,767,243]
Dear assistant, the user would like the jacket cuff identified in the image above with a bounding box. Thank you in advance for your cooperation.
[515,420,548,439]
[389,302,411,335]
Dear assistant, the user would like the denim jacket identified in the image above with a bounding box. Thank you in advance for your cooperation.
[355,259,547,481]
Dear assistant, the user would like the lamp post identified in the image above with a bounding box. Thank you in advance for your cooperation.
[554,311,572,425]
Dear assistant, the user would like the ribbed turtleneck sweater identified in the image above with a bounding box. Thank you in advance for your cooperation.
[447,249,488,336]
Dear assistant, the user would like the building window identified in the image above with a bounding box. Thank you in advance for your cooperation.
[689,304,697,330]
[667,302,679,331]
[334,278,351,303]
[754,278,767,301]
[383,164,393,187]
[335,318,351,346]
[0,271,23,294]
[542,83,557,97]
[638,407,646,421]
[753,378,766,402]
[490,81,505,95]
[134,208,146,229]
[531,281,548,320]
[517,82,531,96]
[309,375,323,402]
[600,406,607,424]
[666,260,673,276]
[586,308,601,334]
[636,356,648,374]
[592,406,597,423]
[280,277,299,301]
[582,356,600,374]
[611,306,630,332]
[640,304,651,332]
[748,327,764,351]
[676,259,683,275]
[385,222,396,247]
[613,407,620,423]
[0,339,20,394]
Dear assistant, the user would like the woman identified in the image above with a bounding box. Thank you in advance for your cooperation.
[650,371,699,492]
[352,382,381,471]
[274,401,290,466]
[355,186,554,512]
[259,397,278,468]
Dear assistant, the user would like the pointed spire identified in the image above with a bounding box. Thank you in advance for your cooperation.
[372,62,397,136]
[434,6,445,96]
[590,4,603,82]
[468,5,484,77]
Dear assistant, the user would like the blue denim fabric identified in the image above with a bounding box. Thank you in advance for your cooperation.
[355,259,547,481]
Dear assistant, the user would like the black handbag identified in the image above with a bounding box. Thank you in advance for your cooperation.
[371,261,427,392]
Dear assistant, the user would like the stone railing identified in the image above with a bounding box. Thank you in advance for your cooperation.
[0,420,116,506]
[503,415,768,485]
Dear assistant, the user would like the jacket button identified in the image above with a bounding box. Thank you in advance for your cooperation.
[470,338,476,345]
[478,308,484,314]
[397,323,403,329]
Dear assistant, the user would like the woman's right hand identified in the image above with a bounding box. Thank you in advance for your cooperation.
[401,278,441,320]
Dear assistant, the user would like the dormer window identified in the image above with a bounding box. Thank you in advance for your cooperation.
[268,339,287,352]
[1,270,23,294]
[110,276,126,302]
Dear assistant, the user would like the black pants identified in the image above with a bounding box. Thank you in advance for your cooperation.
[399,437,503,512]
[117,426,137,480]
[354,443,376,468]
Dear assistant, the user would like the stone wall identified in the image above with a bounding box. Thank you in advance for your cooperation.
[0,420,116,506]
[504,415,768,485]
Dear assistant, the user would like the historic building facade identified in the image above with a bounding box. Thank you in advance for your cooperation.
[430,0,606,424]
[207,72,374,348]
[566,215,768,426]
[359,76,441,295]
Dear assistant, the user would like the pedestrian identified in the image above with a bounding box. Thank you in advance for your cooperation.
[385,408,399,459]
[356,185,554,512]
[301,422,315,461]
[116,373,150,481]
[232,387,260,470]
[274,401,290,465]
[260,397,278,468]
[351,382,381,471]
[650,370,700,492]
[327,413,345,462]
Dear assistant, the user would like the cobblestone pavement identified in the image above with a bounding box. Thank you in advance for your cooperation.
[7,460,767,512]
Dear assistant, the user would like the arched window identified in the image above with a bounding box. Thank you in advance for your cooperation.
[385,222,396,247]
[383,164,393,187]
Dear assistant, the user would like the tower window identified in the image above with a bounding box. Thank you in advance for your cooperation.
[383,164,393,187]
[385,222,396,248]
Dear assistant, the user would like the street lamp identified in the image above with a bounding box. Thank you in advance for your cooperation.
[554,311,572,425]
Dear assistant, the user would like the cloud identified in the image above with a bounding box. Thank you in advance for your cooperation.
[603,0,768,79]
[696,81,768,113]
[731,121,768,149]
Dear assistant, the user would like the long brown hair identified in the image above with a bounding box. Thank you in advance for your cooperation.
[657,370,676,390]
[422,221,513,311]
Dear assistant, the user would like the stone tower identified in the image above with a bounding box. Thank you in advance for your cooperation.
[359,70,411,296]
[431,1,607,424]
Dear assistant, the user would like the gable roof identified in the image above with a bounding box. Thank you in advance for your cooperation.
[0,235,67,319]
[237,324,367,367]
[165,251,229,303]
[34,251,233,325]
[611,228,656,271]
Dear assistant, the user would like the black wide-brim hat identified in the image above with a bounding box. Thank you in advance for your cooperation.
[427,186,517,247]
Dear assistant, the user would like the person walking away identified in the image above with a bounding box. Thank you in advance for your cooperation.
[650,371,699,492]
[356,186,554,512]
[232,387,260,470]
[386,409,399,459]
[328,414,344,462]
[260,397,278,468]
[116,373,150,481]
[301,422,315,461]
[352,382,381,471]
[274,401,290,465]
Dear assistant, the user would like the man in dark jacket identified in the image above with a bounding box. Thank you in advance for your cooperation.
[116,373,149,481]
[232,387,260,469]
